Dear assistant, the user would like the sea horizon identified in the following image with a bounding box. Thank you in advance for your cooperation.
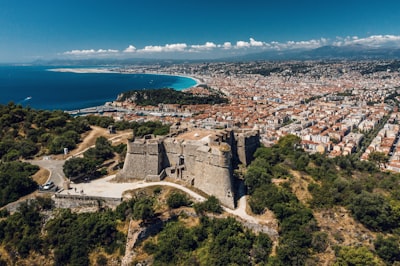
[0,65,198,111]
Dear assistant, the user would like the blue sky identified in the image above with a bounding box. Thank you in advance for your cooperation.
[1,0,400,62]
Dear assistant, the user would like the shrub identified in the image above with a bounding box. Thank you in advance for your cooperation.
[167,192,191,208]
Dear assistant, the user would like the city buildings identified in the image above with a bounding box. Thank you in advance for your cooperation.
[102,60,400,171]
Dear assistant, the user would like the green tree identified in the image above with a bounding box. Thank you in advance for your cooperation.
[194,195,223,214]
[244,164,272,194]
[167,192,191,209]
[0,161,38,206]
[0,200,44,258]
[48,135,76,154]
[133,197,154,222]
[277,134,301,154]
[94,136,114,160]
[334,246,381,266]
[295,154,310,171]
[374,234,400,263]
[63,157,97,180]
[152,222,197,265]
[368,151,389,168]
[251,233,273,264]
[349,191,396,231]
[17,139,38,159]
[46,209,125,265]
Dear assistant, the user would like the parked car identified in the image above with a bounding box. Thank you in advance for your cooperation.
[43,181,54,190]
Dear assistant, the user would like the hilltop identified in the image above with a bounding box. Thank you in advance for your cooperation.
[116,87,228,106]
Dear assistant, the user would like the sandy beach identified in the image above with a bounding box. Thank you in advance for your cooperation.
[47,67,202,85]
[47,68,116,74]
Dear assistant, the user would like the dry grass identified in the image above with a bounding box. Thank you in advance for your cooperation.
[73,126,109,155]
[31,168,50,185]
[67,126,132,158]
[280,169,378,265]
[313,207,377,265]
[314,207,376,247]
[89,248,122,266]
[288,170,318,206]
[0,247,54,266]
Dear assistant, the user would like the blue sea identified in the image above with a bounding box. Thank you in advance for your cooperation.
[0,66,197,110]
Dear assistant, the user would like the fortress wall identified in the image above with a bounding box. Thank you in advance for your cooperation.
[197,165,234,208]
[118,139,163,180]
[236,134,247,165]
[117,129,260,209]
[129,141,146,154]
[244,133,260,164]
[118,142,146,179]
[181,141,202,176]
[145,141,163,176]
[194,146,234,208]
[235,131,260,166]
[54,194,122,209]
[120,153,146,179]
[163,139,182,168]
[194,145,232,168]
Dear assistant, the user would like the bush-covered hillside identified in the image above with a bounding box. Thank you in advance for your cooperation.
[245,134,400,265]
[0,103,91,158]
[116,88,228,106]
[0,104,172,205]
[0,188,272,266]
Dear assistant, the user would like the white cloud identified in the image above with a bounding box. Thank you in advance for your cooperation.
[138,43,188,53]
[232,37,326,50]
[333,35,400,47]
[249,38,264,47]
[64,48,119,55]
[190,42,217,51]
[235,40,251,48]
[234,38,266,48]
[221,42,232,49]
[124,45,137,53]
[61,35,400,59]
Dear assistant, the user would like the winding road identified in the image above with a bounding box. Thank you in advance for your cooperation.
[29,158,66,187]
[58,174,278,237]
[28,154,278,237]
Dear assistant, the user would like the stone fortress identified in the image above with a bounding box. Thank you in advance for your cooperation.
[117,124,260,209]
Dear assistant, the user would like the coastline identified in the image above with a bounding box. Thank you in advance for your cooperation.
[47,67,202,86]
[46,68,115,74]
[46,67,203,113]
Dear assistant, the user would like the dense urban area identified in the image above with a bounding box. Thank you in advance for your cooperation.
[2,60,400,265]
[100,60,400,170]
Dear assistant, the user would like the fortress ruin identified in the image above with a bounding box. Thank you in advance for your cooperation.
[117,126,260,209]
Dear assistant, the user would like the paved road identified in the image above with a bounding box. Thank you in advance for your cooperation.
[29,158,66,187]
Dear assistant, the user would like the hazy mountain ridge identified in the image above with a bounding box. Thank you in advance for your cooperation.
[21,44,400,66]
[234,44,400,61]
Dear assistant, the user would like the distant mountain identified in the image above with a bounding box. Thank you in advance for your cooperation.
[232,44,400,61]
[300,45,400,60]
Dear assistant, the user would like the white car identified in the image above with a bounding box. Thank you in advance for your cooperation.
[43,181,54,190]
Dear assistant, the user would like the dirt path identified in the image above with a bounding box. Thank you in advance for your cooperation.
[69,127,132,158]
[121,219,143,266]
[71,126,108,156]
